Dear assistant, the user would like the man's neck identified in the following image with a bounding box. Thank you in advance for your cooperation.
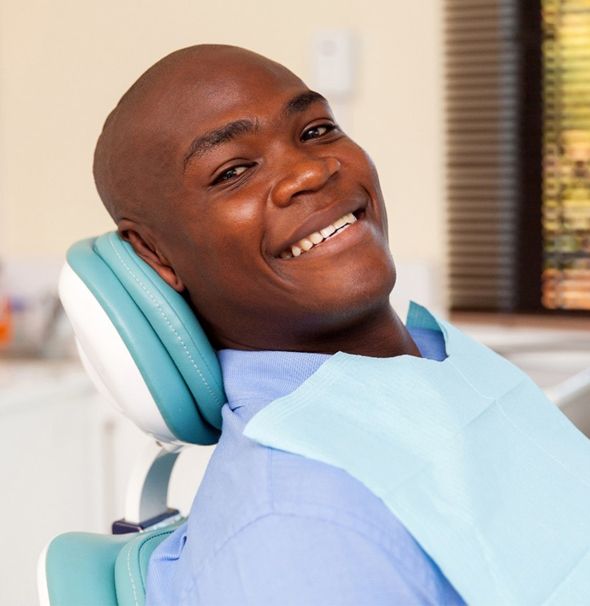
[217,303,422,359]
[298,304,421,358]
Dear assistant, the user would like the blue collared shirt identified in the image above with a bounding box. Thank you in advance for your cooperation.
[146,328,465,605]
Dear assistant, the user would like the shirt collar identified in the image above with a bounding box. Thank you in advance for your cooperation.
[218,349,331,414]
[217,303,446,419]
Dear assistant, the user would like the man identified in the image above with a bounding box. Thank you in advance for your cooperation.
[94,44,465,605]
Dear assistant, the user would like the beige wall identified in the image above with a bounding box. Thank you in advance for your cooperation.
[0,1,444,270]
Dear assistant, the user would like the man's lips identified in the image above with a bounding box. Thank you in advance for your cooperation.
[270,199,368,258]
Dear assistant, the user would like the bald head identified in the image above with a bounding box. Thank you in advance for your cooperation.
[93,44,303,225]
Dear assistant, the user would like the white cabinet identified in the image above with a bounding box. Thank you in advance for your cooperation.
[0,359,212,606]
[0,362,103,606]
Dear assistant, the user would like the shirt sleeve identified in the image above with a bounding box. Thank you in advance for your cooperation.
[185,513,439,606]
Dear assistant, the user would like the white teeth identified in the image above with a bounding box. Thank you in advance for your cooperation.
[300,238,314,251]
[280,211,360,259]
[333,215,348,229]
[320,225,336,238]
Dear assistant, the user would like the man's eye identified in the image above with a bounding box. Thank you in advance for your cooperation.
[301,123,337,141]
[212,165,249,185]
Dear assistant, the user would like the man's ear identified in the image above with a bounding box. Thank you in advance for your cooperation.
[117,221,185,293]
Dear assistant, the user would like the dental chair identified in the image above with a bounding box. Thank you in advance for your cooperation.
[38,232,226,606]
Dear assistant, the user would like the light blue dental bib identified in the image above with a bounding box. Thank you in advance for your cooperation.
[244,303,590,606]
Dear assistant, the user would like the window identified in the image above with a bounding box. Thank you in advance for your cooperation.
[446,0,590,314]
[542,0,590,310]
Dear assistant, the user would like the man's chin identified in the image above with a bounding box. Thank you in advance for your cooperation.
[290,260,396,327]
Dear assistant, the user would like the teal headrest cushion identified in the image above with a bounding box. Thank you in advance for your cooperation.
[66,232,224,444]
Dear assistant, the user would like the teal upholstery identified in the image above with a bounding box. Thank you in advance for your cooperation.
[67,233,225,444]
[46,532,128,606]
[45,526,179,606]
[46,232,219,604]
[115,527,181,606]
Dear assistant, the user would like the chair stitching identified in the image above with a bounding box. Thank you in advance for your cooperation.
[126,530,176,605]
[126,543,140,606]
[111,243,222,406]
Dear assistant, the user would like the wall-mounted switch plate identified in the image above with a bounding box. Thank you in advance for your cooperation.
[312,29,356,99]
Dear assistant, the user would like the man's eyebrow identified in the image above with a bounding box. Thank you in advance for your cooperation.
[183,119,258,169]
[183,93,327,171]
[283,90,328,116]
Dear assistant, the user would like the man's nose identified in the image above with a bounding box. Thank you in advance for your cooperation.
[269,155,341,208]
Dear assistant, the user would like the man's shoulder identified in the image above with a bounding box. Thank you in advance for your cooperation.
[150,508,451,606]
[146,432,447,606]
[268,446,393,527]
[187,431,415,564]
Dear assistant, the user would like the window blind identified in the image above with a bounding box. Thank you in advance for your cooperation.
[446,0,522,311]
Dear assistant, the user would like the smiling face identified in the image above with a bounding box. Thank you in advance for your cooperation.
[96,46,398,352]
